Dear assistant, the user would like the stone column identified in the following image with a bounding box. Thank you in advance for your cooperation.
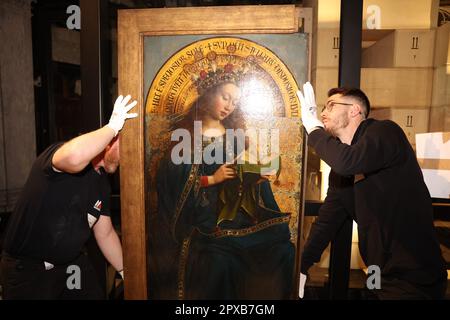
[0,0,36,212]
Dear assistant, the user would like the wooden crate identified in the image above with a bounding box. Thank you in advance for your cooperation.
[362,30,395,67]
[429,106,450,132]
[362,29,435,68]
[316,28,340,67]
[433,22,450,67]
[313,67,339,105]
[313,68,434,110]
[360,68,433,108]
[395,29,436,67]
[432,65,450,107]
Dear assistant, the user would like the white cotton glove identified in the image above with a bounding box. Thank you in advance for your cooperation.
[299,272,307,299]
[296,82,324,134]
[107,95,138,136]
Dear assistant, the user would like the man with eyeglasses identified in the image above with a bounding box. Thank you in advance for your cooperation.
[297,82,447,300]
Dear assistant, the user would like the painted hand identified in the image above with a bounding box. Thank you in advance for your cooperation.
[211,164,237,185]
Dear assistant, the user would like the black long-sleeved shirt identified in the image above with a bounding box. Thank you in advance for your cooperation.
[301,119,446,287]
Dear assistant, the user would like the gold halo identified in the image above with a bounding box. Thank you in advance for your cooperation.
[145,37,300,118]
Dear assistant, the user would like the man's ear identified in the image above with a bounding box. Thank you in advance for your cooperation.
[351,103,363,118]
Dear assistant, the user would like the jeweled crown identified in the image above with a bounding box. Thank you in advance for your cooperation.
[185,49,258,95]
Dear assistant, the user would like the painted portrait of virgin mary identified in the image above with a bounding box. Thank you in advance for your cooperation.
[144,35,307,300]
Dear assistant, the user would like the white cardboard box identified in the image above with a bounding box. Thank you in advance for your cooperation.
[415,132,450,199]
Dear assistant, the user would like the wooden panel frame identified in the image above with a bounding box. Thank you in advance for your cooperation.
[118,4,311,299]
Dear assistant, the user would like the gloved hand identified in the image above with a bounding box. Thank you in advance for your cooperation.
[107,95,138,136]
[296,82,324,134]
[299,272,307,299]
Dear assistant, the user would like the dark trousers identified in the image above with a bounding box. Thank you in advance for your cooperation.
[0,252,105,300]
[376,276,447,300]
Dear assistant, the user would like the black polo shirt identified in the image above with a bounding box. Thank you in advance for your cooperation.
[3,143,111,264]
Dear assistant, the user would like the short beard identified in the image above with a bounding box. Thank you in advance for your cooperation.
[325,115,349,137]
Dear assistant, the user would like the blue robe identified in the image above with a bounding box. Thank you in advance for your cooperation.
[149,137,295,299]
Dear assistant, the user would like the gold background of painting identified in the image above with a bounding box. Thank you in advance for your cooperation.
[145,37,301,117]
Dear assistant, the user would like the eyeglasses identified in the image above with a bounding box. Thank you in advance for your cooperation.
[321,101,353,113]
